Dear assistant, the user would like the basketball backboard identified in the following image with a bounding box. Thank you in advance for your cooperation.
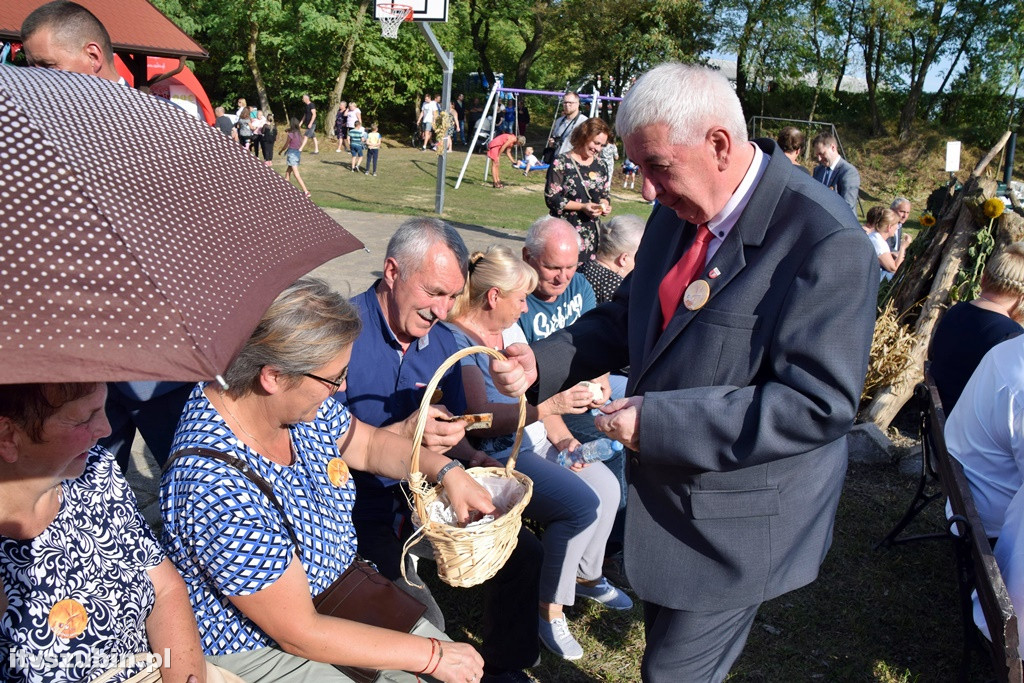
[373,0,448,22]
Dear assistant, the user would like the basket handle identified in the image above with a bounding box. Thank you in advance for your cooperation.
[409,344,527,489]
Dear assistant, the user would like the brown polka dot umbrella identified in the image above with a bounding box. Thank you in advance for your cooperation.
[0,66,363,385]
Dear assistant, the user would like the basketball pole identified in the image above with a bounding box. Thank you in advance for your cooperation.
[417,22,453,214]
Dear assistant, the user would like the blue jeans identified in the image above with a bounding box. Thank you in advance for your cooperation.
[496,446,618,605]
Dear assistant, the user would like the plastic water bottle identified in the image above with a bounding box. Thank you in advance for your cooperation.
[557,438,624,468]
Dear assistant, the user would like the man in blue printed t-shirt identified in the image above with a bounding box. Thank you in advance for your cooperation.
[340,217,541,683]
[519,217,597,344]
[519,216,629,554]
[519,217,624,411]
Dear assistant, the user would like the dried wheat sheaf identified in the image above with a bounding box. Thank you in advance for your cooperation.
[861,300,917,403]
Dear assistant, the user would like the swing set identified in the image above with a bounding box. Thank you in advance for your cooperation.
[454,82,623,189]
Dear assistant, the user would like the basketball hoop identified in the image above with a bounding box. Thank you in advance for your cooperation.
[378,4,413,38]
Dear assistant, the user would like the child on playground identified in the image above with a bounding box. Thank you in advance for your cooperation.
[348,121,366,172]
[522,146,541,176]
[622,158,639,190]
[279,117,311,196]
[364,123,381,176]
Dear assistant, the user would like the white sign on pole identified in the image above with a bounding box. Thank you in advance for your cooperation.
[945,141,962,173]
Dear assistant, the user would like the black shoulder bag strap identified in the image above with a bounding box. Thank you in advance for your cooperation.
[554,112,579,141]
[169,446,303,557]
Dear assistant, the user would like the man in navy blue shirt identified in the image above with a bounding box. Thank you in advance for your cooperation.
[341,218,542,683]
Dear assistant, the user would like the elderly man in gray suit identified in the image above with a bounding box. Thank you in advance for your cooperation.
[490,63,878,682]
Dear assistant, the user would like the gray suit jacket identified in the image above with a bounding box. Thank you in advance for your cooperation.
[812,157,860,211]
[529,140,878,610]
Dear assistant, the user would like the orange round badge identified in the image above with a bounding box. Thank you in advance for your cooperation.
[48,599,88,639]
[328,458,350,487]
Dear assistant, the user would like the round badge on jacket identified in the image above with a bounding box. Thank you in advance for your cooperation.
[683,280,711,310]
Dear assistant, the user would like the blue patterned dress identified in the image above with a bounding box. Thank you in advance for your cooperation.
[160,383,358,655]
[0,448,164,683]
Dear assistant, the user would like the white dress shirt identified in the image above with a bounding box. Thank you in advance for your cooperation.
[945,334,1024,538]
[704,142,769,264]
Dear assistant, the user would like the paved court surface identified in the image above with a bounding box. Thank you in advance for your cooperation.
[128,208,526,528]
[308,208,526,296]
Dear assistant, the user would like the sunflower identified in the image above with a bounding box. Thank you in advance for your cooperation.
[983,198,1005,219]
[919,213,936,228]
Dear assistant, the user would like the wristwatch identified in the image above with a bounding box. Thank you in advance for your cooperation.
[436,459,465,487]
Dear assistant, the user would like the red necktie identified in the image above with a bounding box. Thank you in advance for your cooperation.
[658,223,712,331]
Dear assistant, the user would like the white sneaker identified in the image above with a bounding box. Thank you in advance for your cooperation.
[537,615,583,660]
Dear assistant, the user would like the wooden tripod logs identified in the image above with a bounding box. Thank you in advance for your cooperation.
[859,132,1016,430]
[861,196,982,427]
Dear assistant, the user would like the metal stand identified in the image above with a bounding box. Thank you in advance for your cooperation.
[875,383,946,549]
[416,22,452,214]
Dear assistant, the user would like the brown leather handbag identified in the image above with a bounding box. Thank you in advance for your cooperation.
[172,448,427,683]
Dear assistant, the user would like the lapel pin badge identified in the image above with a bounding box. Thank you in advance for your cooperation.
[683,280,711,310]
[708,267,721,279]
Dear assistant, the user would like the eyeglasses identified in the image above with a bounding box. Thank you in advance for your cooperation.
[304,366,348,391]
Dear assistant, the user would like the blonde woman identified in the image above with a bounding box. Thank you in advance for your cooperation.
[866,207,912,281]
[929,241,1024,412]
[445,246,630,662]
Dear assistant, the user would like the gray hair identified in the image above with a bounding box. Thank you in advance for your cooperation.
[597,215,646,258]
[616,63,747,147]
[386,217,469,278]
[223,278,362,397]
[524,216,580,258]
[891,197,911,210]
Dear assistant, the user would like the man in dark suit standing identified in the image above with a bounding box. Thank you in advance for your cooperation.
[812,131,861,211]
[490,63,878,681]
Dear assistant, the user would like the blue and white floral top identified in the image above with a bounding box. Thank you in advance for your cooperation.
[0,447,163,683]
[160,383,358,655]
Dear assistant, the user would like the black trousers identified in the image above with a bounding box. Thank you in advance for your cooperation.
[100,382,193,472]
[353,481,541,672]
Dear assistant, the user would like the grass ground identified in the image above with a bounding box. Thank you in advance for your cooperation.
[282,128,957,235]
[277,134,653,233]
[423,462,991,682]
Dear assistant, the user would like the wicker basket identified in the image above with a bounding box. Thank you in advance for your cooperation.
[403,345,533,588]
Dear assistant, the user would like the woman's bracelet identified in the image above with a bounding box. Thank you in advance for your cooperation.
[418,637,438,675]
[435,459,465,486]
[426,640,444,676]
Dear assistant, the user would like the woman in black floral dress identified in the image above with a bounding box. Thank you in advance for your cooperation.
[544,117,613,262]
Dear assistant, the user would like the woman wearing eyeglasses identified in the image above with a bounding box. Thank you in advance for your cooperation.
[160,278,490,683]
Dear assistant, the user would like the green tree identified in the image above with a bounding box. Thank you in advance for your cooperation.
[714,0,798,103]
[892,0,995,140]
[537,0,712,106]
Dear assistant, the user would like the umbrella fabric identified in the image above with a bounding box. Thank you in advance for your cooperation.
[0,66,363,384]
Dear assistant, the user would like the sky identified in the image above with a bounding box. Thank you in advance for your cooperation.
[709,51,961,94]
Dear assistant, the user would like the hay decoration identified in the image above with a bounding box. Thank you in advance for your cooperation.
[952,195,1003,302]
[862,300,917,404]
[434,110,453,156]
